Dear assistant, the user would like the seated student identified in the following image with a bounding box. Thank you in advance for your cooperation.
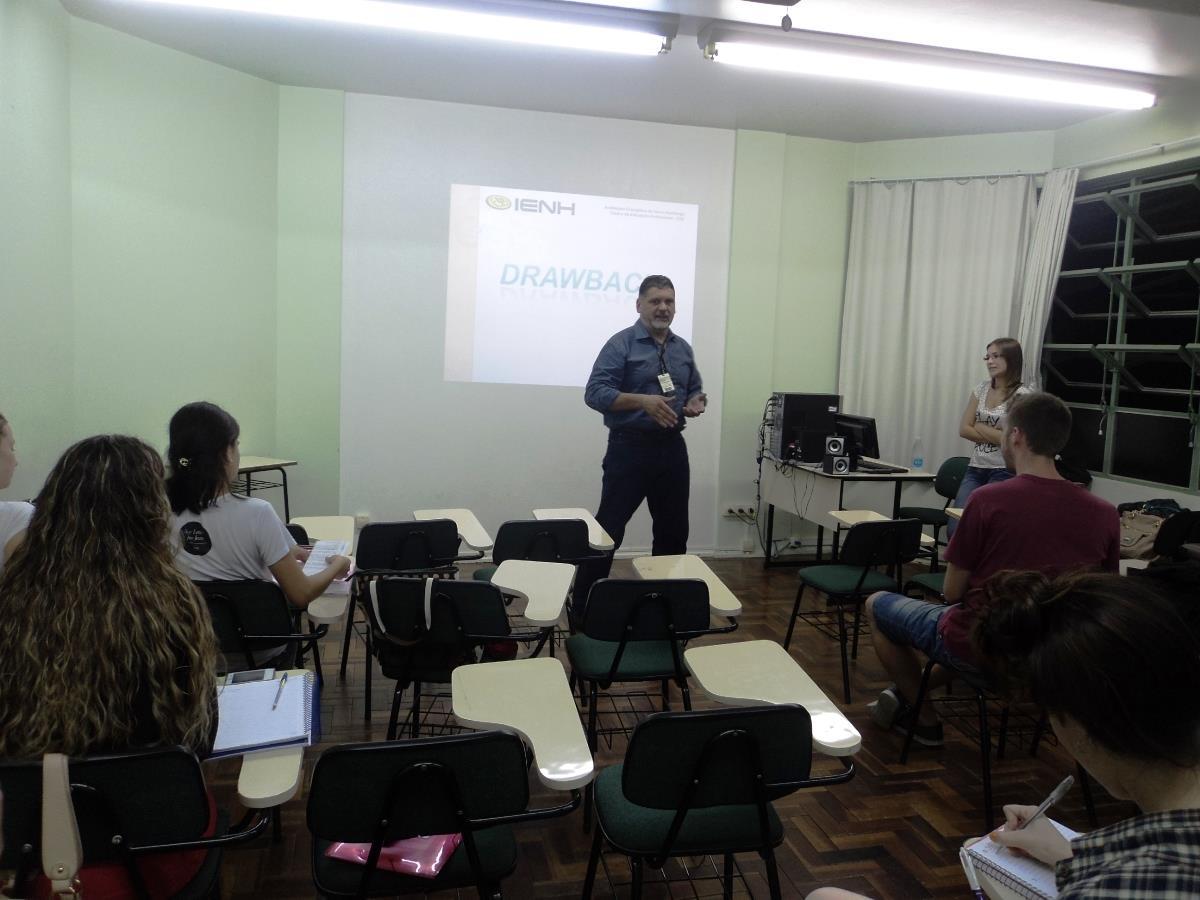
[980,570,1200,897]
[166,401,350,605]
[806,570,1200,900]
[0,411,34,574]
[0,434,219,898]
[866,392,1119,746]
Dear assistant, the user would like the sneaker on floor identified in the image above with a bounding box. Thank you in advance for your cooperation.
[896,719,944,747]
[868,687,907,730]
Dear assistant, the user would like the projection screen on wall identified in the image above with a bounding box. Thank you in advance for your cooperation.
[445,184,698,387]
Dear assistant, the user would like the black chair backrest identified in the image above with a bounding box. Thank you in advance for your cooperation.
[491,519,594,566]
[367,578,512,645]
[286,523,310,545]
[1154,508,1196,558]
[356,520,461,572]
[839,518,923,569]
[307,731,529,842]
[0,747,211,873]
[934,456,971,500]
[622,705,814,810]
[580,578,710,642]
[195,579,298,656]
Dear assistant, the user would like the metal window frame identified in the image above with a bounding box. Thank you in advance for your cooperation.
[1045,168,1200,492]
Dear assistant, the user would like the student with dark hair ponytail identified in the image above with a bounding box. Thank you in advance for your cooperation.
[974,570,1200,897]
[166,401,350,609]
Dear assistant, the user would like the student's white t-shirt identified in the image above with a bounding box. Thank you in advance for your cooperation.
[171,495,294,583]
[0,500,34,575]
[969,381,1033,469]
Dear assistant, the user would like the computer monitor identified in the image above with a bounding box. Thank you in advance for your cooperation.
[833,413,880,460]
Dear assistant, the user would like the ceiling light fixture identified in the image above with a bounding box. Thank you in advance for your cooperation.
[124,0,676,56]
[699,24,1156,111]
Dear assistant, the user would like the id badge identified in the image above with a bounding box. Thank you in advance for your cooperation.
[657,372,676,396]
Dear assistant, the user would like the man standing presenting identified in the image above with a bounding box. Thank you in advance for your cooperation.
[865,392,1119,746]
[584,275,706,569]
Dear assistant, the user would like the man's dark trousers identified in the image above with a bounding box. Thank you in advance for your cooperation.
[594,428,690,577]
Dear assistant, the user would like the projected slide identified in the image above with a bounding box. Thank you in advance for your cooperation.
[445,184,699,387]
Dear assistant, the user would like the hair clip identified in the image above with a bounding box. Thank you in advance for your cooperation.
[178,457,190,468]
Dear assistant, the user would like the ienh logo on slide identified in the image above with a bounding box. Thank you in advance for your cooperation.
[486,194,575,215]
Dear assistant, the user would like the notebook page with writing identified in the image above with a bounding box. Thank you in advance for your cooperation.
[213,673,314,757]
[968,819,1081,900]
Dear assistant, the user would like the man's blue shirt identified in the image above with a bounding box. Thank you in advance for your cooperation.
[584,320,703,431]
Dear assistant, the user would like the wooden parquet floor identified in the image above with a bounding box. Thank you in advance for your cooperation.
[208,558,1134,899]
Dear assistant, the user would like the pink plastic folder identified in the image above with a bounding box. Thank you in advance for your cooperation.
[324,833,462,878]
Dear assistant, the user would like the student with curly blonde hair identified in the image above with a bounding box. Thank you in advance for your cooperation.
[0,434,219,897]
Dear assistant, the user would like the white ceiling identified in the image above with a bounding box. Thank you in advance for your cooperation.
[61,0,1200,142]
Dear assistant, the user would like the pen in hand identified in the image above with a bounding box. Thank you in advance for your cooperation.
[271,672,288,711]
[1017,774,1074,830]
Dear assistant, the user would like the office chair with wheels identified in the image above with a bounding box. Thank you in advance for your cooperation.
[307,731,579,899]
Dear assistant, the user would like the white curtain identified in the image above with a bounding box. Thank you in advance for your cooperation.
[1013,167,1079,388]
[838,176,1037,476]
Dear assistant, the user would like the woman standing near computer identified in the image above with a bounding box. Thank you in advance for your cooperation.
[949,337,1030,534]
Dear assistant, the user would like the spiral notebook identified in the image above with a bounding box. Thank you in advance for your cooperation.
[212,672,317,758]
[967,819,1080,900]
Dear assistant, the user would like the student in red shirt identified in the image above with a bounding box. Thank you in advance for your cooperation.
[865,392,1119,747]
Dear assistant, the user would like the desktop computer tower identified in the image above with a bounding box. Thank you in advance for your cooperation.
[768,392,842,462]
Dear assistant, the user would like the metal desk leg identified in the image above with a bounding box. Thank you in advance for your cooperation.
[279,466,290,522]
[763,504,776,568]
[892,481,903,519]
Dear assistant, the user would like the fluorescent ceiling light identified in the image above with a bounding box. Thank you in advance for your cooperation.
[709,41,1156,111]
[126,0,671,55]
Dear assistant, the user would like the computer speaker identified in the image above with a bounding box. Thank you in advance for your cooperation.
[822,453,850,475]
[825,435,846,455]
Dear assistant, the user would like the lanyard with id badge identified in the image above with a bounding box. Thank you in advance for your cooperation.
[656,340,676,398]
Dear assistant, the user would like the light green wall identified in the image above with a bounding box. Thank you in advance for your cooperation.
[68,17,279,457]
[10,0,1200,540]
[275,87,344,517]
[774,136,855,391]
[1053,88,1200,178]
[718,132,787,546]
[719,132,856,548]
[0,0,73,499]
[851,130,1055,181]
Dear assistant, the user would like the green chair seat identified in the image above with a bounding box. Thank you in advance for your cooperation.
[906,571,946,597]
[593,764,783,857]
[798,565,897,597]
[312,827,516,897]
[566,635,677,680]
[471,566,497,582]
[896,506,949,528]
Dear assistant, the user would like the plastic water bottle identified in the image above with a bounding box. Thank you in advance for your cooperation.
[911,437,925,470]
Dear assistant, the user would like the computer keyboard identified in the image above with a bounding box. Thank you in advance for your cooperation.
[855,459,907,474]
